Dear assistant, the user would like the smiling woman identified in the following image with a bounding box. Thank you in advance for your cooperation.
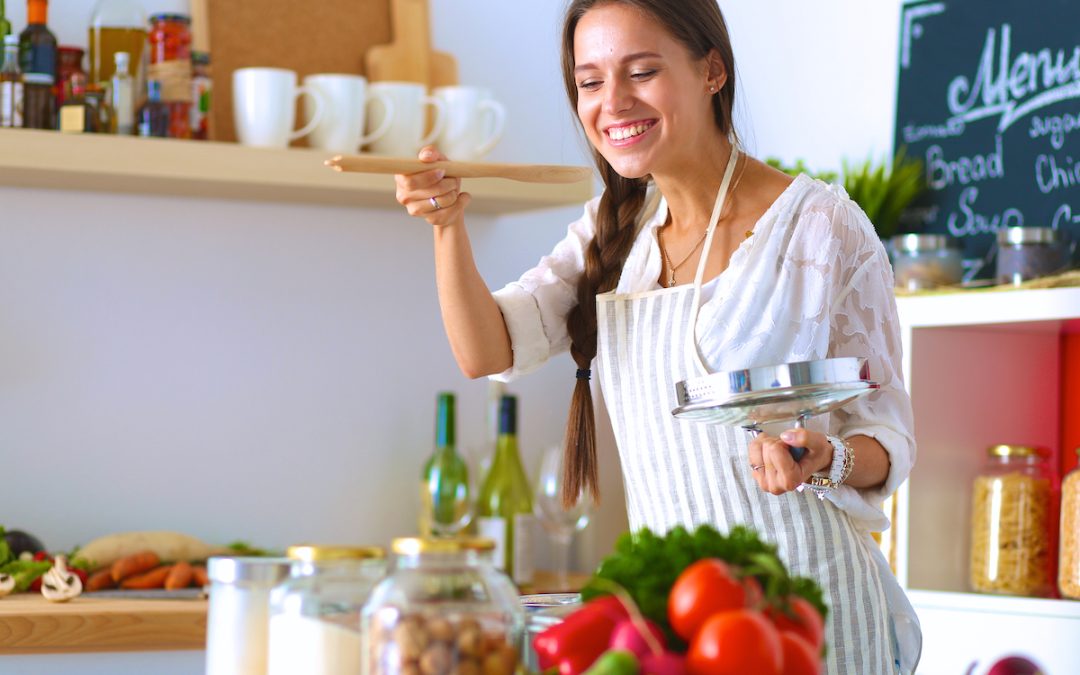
[391,1,920,673]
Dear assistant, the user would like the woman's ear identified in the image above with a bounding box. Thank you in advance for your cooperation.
[705,49,727,92]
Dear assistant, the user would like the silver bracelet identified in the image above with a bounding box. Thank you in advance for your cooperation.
[799,435,855,500]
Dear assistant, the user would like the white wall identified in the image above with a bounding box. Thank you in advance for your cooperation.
[0,1,902,673]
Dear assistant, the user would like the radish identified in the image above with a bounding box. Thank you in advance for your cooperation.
[608,618,667,659]
[639,651,687,675]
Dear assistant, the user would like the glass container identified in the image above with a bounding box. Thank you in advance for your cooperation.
[969,444,1053,597]
[267,545,387,675]
[205,556,292,675]
[88,0,145,87]
[56,45,84,108]
[361,537,525,675]
[995,227,1071,285]
[147,12,191,139]
[1059,449,1080,599]
[888,233,964,291]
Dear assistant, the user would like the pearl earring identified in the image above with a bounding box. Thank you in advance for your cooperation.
[709,85,717,93]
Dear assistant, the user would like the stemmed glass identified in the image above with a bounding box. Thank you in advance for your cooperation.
[534,444,593,591]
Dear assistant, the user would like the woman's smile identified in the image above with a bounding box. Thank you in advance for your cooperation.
[604,119,658,145]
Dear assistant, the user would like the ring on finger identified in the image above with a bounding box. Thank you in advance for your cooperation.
[429,196,441,210]
[750,464,764,472]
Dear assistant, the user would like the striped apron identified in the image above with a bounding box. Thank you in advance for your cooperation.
[595,149,898,673]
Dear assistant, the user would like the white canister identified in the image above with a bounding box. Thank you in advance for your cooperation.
[205,556,292,675]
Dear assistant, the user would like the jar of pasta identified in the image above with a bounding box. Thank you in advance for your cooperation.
[1059,449,1080,599]
[969,444,1053,597]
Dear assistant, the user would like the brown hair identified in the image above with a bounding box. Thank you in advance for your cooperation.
[559,0,738,506]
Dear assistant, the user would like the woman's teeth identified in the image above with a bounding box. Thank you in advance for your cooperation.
[608,123,652,141]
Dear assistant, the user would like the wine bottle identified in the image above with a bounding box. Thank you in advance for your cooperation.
[419,392,471,537]
[476,394,534,585]
[18,0,56,130]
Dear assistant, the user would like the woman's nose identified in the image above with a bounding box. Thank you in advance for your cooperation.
[602,79,633,115]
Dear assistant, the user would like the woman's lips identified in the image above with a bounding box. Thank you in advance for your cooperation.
[605,120,657,145]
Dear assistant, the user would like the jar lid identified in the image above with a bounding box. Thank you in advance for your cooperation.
[149,12,191,24]
[987,444,1043,458]
[286,545,386,562]
[206,556,291,584]
[391,537,496,555]
[890,233,955,253]
[997,227,1059,245]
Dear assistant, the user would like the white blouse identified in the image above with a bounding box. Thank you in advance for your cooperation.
[491,174,916,532]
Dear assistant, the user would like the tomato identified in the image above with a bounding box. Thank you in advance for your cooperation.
[765,595,825,652]
[667,559,745,641]
[686,609,782,675]
[741,575,764,610]
[780,632,822,675]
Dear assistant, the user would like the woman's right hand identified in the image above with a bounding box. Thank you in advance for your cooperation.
[394,146,471,227]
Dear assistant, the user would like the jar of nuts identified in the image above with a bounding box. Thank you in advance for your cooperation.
[361,537,525,675]
[267,545,388,675]
[1059,450,1080,599]
[969,444,1053,597]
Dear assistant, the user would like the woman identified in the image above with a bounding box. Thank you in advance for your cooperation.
[395,1,920,672]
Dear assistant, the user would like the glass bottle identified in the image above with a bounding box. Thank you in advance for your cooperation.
[0,33,21,128]
[18,0,56,130]
[88,0,144,88]
[56,45,84,109]
[147,13,191,139]
[476,394,535,585]
[109,50,132,134]
[267,545,387,675]
[0,0,11,41]
[361,537,525,675]
[1059,449,1080,599]
[969,444,1053,597]
[137,79,169,138]
[420,392,472,537]
[58,71,96,133]
[190,51,210,140]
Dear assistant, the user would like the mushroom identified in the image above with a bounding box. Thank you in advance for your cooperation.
[0,573,14,597]
[40,555,83,603]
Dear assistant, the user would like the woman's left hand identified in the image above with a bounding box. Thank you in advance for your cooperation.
[747,428,834,495]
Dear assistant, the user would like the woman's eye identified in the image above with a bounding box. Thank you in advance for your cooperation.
[631,70,657,80]
[579,80,601,91]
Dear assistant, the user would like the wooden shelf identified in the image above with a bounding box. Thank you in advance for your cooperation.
[0,128,594,214]
[0,595,206,655]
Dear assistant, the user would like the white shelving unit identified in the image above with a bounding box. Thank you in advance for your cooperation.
[895,287,1080,674]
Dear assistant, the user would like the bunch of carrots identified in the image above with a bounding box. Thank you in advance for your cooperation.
[85,551,209,592]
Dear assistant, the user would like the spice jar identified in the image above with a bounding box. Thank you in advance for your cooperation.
[1060,449,1080,599]
[888,233,964,291]
[205,556,291,675]
[56,46,86,108]
[266,545,387,675]
[147,12,192,139]
[995,227,1071,285]
[362,537,525,675]
[969,445,1053,597]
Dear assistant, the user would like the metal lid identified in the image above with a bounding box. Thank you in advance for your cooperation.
[206,556,291,584]
[987,444,1043,458]
[149,12,191,24]
[890,233,955,253]
[391,537,496,556]
[286,545,385,562]
[997,227,1059,246]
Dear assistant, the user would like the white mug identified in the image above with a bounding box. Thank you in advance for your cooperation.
[364,81,446,157]
[433,85,507,161]
[233,67,324,149]
[303,73,394,153]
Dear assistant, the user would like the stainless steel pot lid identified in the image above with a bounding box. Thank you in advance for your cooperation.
[672,357,878,428]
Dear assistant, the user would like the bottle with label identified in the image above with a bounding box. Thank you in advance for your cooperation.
[0,33,21,128]
[189,51,210,140]
[136,79,169,137]
[109,50,132,134]
[18,0,56,130]
[419,392,471,537]
[88,0,144,88]
[476,394,534,585]
[58,71,97,133]
[147,13,191,139]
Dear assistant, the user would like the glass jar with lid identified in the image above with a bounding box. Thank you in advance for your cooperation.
[205,556,292,675]
[995,226,1071,285]
[969,444,1053,597]
[1059,449,1080,599]
[267,545,387,675]
[888,233,964,291]
[362,537,525,675]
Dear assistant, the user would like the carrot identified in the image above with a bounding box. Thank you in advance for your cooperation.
[120,564,172,590]
[86,568,116,592]
[192,565,209,587]
[111,550,161,582]
[165,561,194,590]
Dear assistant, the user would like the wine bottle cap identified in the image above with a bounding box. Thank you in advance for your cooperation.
[498,394,517,435]
[114,51,129,69]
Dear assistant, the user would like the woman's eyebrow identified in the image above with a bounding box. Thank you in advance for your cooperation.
[574,51,663,73]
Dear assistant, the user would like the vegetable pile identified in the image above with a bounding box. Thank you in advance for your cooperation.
[533,525,827,675]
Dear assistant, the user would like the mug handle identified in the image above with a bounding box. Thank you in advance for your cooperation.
[290,85,325,141]
[472,99,507,159]
[419,96,447,148]
[359,90,395,146]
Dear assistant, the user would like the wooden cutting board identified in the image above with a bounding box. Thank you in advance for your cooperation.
[365,0,458,88]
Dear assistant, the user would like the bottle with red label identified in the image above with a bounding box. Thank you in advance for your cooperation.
[18,0,56,129]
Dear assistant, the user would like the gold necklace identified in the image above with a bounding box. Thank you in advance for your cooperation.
[659,156,748,287]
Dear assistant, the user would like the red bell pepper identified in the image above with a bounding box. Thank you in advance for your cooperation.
[533,595,631,673]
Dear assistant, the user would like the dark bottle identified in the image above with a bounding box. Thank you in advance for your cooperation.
[136,79,169,137]
[18,0,56,130]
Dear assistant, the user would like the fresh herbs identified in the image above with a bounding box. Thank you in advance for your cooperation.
[842,148,926,240]
[580,525,827,649]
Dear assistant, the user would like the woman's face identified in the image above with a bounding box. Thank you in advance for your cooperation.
[573,3,721,179]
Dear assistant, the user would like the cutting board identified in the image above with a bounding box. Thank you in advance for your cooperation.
[365,0,458,89]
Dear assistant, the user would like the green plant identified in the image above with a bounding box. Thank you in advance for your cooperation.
[842,148,925,240]
[765,158,838,184]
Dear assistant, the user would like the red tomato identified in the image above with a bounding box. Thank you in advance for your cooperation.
[765,596,825,652]
[686,609,782,675]
[668,559,745,640]
[780,632,822,675]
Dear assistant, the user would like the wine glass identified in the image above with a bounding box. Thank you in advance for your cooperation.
[534,444,593,591]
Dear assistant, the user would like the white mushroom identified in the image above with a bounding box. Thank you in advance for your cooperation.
[0,573,14,597]
[40,555,83,603]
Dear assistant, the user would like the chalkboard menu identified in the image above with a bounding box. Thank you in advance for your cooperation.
[894,0,1079,280]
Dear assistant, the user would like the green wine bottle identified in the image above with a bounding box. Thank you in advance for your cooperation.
[420,392,471,537]
[476,394,534,584]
